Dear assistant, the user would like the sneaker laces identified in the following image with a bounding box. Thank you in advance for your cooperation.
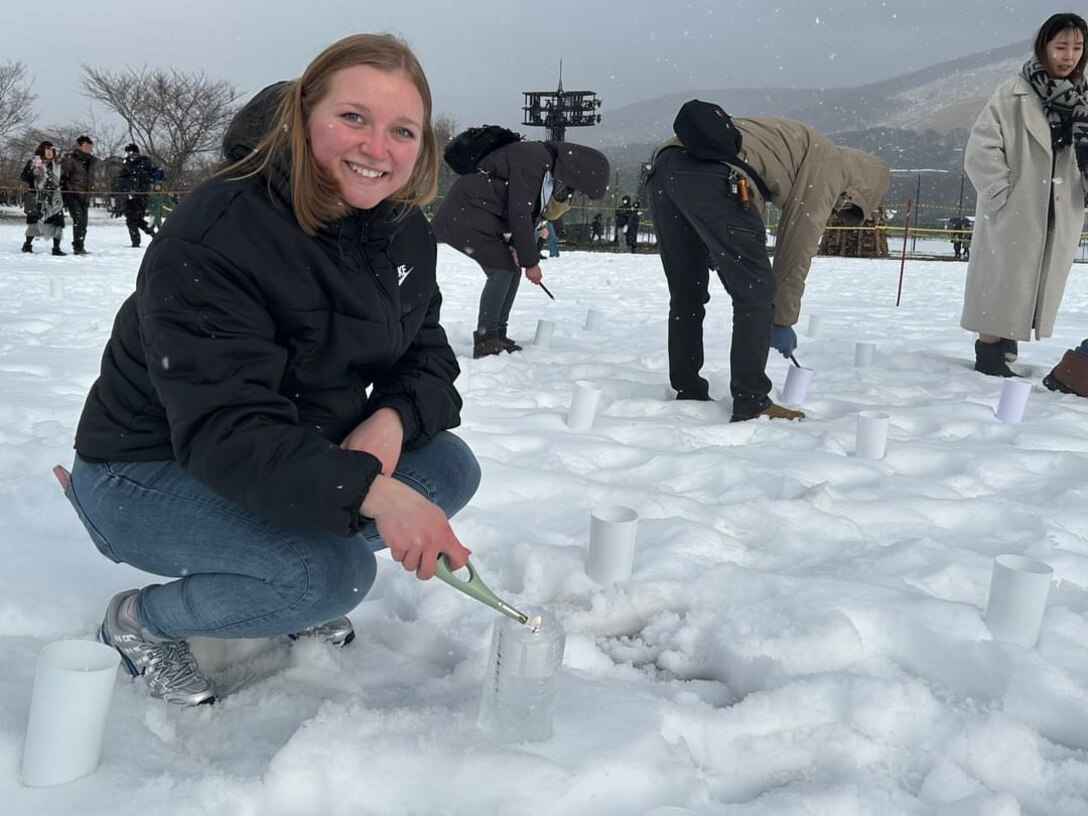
[144,640,202,686]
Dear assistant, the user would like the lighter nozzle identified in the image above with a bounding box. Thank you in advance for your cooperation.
[497,601,529,626]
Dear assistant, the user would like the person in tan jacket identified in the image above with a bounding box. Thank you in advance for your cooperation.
[649,101,889,421]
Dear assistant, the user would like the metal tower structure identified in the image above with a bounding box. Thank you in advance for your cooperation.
[522,61,601,142]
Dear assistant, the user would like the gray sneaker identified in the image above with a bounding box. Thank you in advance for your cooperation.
[99,590,216,706]
[288,616,356,647]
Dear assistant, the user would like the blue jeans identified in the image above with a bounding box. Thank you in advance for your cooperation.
[66,431,480,640]
[545,222,559,257]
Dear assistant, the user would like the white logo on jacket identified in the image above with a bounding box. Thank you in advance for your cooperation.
[397,265,413,286]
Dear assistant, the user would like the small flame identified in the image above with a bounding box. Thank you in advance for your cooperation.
[530,615,543,633]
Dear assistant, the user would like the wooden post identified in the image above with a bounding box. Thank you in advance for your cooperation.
[897,199,914,307]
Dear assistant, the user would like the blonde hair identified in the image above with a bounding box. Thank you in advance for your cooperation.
[231,33,438,235]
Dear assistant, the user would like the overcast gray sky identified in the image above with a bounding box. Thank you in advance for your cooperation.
[11,0,1045,137]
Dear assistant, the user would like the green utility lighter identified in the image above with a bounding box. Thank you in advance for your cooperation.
[435,555,531,627]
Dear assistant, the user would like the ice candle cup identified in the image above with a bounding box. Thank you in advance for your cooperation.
[854,341,876,367]
[534,319,556,348]
[584,308,603,331]
[806,314,822,338]
[995,378,1031,424]
[779,365,814,407]
[985,554,1053,648]
[21,640,120,787]
[566,380,602,431]
[478,607,565,742]
[587,504,639,584]
[855,411,890,460]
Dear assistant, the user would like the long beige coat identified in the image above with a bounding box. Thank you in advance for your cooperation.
[962,75,1088,340]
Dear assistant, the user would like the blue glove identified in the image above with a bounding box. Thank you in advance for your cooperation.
[770,324,797,357]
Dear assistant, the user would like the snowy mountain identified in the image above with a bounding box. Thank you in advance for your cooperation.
[589,40,1028,175]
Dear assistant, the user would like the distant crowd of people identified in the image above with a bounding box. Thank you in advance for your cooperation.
[18,138,166,255]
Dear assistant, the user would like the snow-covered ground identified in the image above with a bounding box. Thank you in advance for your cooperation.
[1,210,1087,816]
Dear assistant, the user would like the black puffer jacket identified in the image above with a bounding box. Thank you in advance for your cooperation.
[76,126,460,537]
[60,150,98,201]
[431,140,609,271]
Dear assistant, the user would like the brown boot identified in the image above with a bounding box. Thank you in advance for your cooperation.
[472,330,506,359]
[731,402,805,422]
[495,329,523,353]
[974,339,1016,377]
[1044,349,1088,397]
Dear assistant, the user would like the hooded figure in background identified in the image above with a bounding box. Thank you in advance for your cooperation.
[114,143,162,247]
[649,101,890,421]
[431,140,609,358]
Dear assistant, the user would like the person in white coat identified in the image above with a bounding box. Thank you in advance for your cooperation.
[961,12,1088,377]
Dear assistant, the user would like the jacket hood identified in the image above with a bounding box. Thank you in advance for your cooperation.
[223,81,290,164]
[835,147,891,218]
[547,141,610,199]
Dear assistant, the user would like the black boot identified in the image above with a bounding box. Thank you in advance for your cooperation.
[473,330,506,359]
[51,238,66,256]
[1000,338,1018,362]
[72,241,87,256]
[495,329,523,353]
[975,340,1015,377]
[21,238,33,253]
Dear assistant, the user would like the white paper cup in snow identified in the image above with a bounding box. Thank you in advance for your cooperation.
[779,365,813,407]
[995,379,1031,424]
[855,411,890,460]
[587,505,639,584]
[984,554,1053,648]
[584,309,603,331]
[805,314,822,338]
[22,640,119,787]
[534,319,556,348]
[854,341,876,367]
[566,381,602,431]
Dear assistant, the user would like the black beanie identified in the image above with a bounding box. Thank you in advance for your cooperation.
[124,143,139,154]
[673,99,741,162]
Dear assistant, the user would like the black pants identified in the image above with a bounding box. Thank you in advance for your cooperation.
[649,148,774,416]
[124,197,151,245]
[64,194,89,248]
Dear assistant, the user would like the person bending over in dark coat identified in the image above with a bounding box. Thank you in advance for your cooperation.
[64,33,479,706]
[431,139,610,357]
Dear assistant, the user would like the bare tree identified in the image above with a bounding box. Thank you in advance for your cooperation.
[81,65,239,186]
[0,61,36,142]
[431,113,459,210]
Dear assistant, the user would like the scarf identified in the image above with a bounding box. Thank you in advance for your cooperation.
[1021,59,1088,171]
[35,160,65,222]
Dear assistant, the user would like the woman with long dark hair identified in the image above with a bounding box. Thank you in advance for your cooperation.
[962,12,1088,376]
